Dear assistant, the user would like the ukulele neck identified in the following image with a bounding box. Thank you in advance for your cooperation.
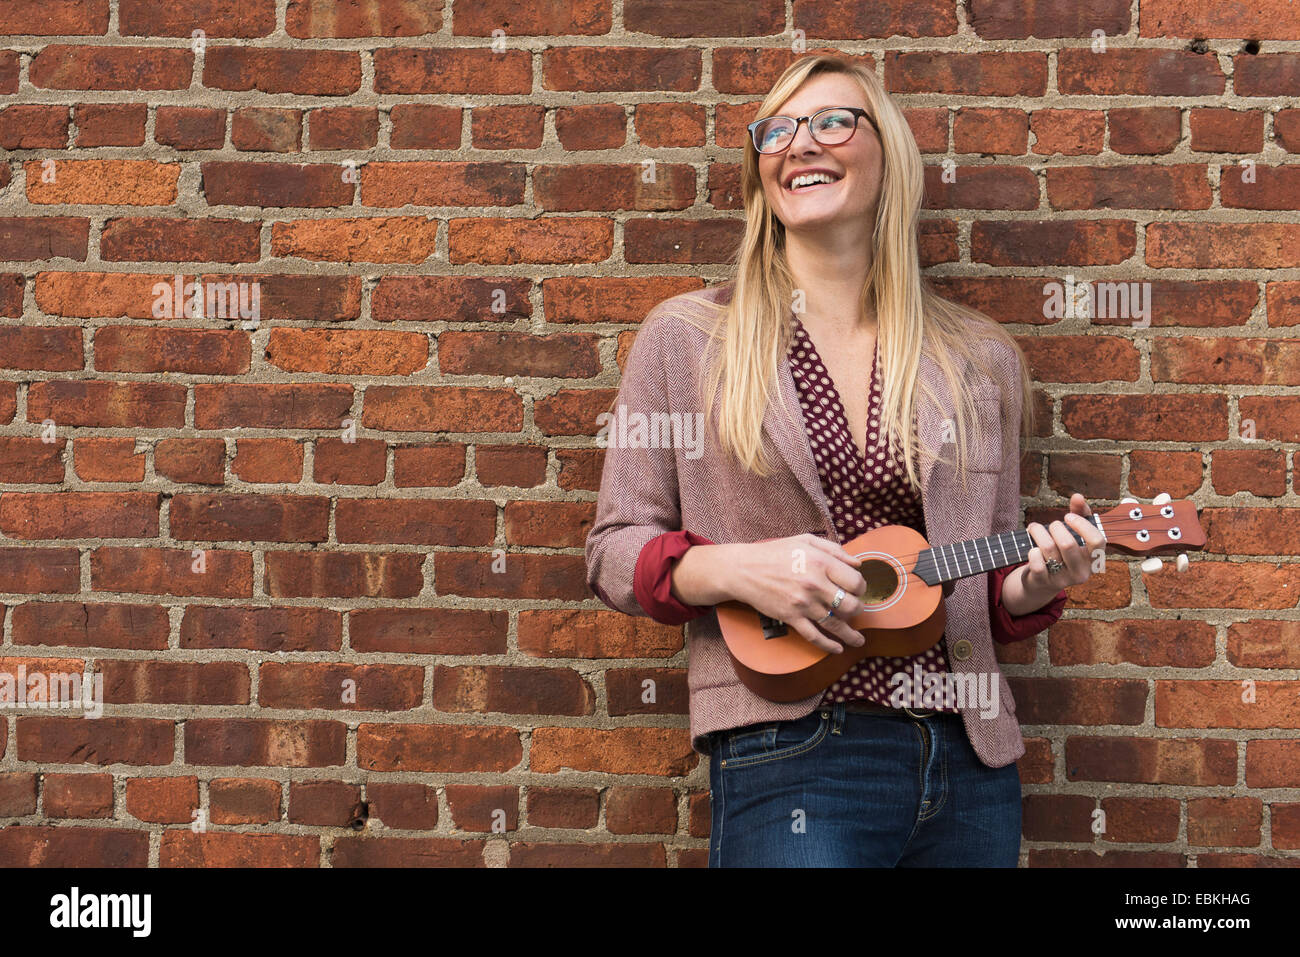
[913,518,1103,586]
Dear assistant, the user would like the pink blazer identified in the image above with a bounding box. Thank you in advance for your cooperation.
[585,283,1045,768]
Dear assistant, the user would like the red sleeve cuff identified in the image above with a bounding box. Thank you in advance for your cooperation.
[988,562,1067,644]
[634,530,717,625]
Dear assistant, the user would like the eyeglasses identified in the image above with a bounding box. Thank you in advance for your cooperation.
[747,106,877,155]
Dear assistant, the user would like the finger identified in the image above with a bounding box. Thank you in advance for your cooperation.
[1064,511,1105,551]
[790,618,844,655]
[812,580,866,647]
[801,534,864,569]
[823,555,869,603]
[1026,522,1060,561]
[1069,492,1093,518]
[1048,520,1088,578]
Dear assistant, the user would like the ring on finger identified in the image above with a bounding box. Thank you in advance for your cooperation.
[1045,557,1065,575]
[817,587,846,623]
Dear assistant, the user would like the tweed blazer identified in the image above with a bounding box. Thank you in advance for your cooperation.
[584,282,1031,768]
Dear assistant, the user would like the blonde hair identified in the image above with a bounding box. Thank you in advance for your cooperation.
[667,54,1035,492]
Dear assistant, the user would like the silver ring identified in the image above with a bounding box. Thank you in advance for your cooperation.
[1045,558,1065,575]
[817,588,846,623]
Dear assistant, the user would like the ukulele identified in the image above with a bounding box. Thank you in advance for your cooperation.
[715,495,1206,702]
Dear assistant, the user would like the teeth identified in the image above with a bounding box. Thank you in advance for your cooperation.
[789,172,837,190]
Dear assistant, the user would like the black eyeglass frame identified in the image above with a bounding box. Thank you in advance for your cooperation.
[748,106,878,155]
[746,106,879,155]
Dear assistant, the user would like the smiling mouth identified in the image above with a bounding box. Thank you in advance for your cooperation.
[786,175,842,193]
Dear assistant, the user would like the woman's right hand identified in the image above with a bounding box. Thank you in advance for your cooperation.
[725,533,870,655]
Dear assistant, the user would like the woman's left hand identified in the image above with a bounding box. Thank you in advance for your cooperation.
[1024,492,1107,592]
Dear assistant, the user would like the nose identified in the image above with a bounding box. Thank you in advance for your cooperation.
[787,118,821,155]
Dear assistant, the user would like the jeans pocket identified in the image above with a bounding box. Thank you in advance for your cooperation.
[721,711,828,769]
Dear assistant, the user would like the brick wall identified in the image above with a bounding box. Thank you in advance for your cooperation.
[0,0,1296,867]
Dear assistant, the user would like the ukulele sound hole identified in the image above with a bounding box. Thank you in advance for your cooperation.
[859,559,899,604]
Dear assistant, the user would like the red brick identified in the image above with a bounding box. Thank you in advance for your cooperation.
[27,158,178,205]
[375,48,531,94]
[210,778,281,824]
[309,107,378,149]
[1211,449,1286,496]
[885,51,1047,95]
[100,217,260,263]
[1059,49,1224,96]
[232,107,301,152]
[119,0,275,36]
[125,776,199,823]
[43,773,113,818]
[1190,108,1265,152]
[161,831,319,867]
[0,217,87,261]
[971,0,1128,38]
[156,106,226,150]
[0,826,148,866]
[288,780,362,826]
[231,438,304,483]
[287,0,444,37]
[272,216,438,263]
[72,436,145,482]
[445,784,518,831]
[362,161,526,207]
[202,161,354,208]
[30,45,193,90]
[204,47,361,95]
[1142,2,1300,41]
[181,604,341,653]
[555,103,625,150]
[366,782,438,829]
[72,102,145,146]
[1031,109,1105,155]
[11,600,169,650]
[471,104,545,150]
[0,105,68,148]
[154,437,225,484]
[313,436,386,485]
[389,104,461,149]
[0,0,108,35]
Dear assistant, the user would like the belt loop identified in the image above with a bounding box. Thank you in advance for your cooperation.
[828,702,845,735]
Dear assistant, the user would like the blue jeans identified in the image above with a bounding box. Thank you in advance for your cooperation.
[707,702,1022,867]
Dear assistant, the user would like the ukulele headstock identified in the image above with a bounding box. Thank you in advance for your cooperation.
[1097,492,1204,572]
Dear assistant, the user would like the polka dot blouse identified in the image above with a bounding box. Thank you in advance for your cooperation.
[788,315,959,713]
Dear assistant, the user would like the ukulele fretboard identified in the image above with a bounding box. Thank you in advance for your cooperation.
[912,521,1100,586]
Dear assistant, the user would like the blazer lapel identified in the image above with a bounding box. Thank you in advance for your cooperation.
[761,345,834,533]
[915,349,957,547]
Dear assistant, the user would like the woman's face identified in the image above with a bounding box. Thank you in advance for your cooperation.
[757,73,883,237]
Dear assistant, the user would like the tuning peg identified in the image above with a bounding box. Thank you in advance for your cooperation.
[1176,553,1189,572]
[1141,557,1163,573]
[1120,496,1139,504]
[1152,492,1171,505]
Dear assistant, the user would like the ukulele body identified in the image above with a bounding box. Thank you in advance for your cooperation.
[715,524,947,702]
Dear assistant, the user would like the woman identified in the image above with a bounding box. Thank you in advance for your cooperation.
[584,55,1105,867]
